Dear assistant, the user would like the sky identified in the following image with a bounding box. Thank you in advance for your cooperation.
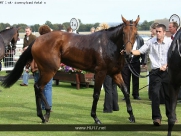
[0,0,180,25]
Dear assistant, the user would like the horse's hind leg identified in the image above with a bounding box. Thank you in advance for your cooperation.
[34,72,55,123]
[91,71,106,124]
[113,74,135,123]
[34,83,48,123]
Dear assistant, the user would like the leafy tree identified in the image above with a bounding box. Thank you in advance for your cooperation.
[62,22,70,31]
[45,21,53,29]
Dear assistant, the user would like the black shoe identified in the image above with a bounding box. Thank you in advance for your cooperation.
[133,96,141,100]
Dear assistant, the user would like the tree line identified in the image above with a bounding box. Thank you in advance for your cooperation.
[0,20,154,32]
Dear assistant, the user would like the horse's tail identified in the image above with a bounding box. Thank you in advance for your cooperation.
[1,41,34,88]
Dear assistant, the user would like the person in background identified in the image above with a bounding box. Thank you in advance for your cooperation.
[97,23,119,113]
[169,22,179,39]
[20,26,36,86]
[67,26,73,33]
[150,22,159,37]
[129,24,172,126]
[95,26,101,32]
[90,27,95,33]
[122,35,146,100]
[31,25,53,111]
[148,23,159,100]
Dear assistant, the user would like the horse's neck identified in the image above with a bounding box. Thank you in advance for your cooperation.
[108,27,123,48]
[1,30,14,45]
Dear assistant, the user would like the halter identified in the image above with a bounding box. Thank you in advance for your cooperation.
[123,22,137,49]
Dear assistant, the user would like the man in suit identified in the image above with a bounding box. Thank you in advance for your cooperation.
[122,35,147,100]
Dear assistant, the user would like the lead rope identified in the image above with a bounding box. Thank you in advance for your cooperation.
[124,58,158,91]
[125,58,150,78]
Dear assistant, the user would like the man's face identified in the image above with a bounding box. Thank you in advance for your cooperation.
[150,28,156,37]
[25,28,31,36]
[156,27,165,40]
[169,23,177,35]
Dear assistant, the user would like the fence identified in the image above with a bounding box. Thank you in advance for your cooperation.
[1,39,23,71]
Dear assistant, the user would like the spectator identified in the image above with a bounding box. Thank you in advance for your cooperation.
[90,27,95,33]
[122,35,146,100]
[20,26,36,86]
[148,22,159,100]
[67,26,73,33]
[150,22,159,37]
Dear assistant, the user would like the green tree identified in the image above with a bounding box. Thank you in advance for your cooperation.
[45,21,53,29]
[62,22,70,31]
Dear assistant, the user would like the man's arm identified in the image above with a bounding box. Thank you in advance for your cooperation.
[131,50,141,55]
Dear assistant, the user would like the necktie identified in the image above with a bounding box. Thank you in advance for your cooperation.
[171,35,174,40]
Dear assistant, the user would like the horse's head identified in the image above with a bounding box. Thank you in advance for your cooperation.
[122,15,140,57]
[11,27,20,50]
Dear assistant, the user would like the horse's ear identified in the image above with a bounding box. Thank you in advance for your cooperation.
[121,15,127,24]
[134,15,140,26]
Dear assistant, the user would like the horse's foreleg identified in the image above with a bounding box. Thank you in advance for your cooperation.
[120,83,135,123]
[34,83,50,123]
[91,72,106,124]
[113,73,135,123]
[167,84,179,136]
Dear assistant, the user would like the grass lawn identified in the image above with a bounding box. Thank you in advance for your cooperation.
[0,72,180,136]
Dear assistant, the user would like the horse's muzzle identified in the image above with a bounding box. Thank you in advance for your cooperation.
[124,51,132,60]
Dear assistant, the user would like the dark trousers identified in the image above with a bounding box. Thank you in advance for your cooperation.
[122,62,140,97]
[103,75,119,112]
[149,69,170,120]
[149,73,165,104]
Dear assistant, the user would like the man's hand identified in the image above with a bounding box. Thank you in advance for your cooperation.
[142,65,147,70]
[160,65,167,71]
[120,50,125,55]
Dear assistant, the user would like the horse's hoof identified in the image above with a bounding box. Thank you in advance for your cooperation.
[42,119,46,123]
[44,114,50,122]
[128,116,135,123]
[94,119,102,124]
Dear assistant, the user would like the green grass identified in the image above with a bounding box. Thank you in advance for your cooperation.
[0,74,180,136]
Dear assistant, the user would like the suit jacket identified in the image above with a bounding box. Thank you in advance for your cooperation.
[23,33,36,48]
[131,35,146,65]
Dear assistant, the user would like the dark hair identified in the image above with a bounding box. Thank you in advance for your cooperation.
[156,24,166,31]
[67,26,72,32]
[38,25,51,35]
[25,26,32,31]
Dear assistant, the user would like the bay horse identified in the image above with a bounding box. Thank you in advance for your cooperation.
[2,16,140,124]
[167,28,181,136]
[0,27,20,60]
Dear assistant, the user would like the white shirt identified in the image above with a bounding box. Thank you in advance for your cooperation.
[139,36,172,70]
[132,40,137,57]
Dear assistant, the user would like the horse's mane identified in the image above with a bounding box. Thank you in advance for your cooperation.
[98,23,124,32]
[0,27,14,33]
